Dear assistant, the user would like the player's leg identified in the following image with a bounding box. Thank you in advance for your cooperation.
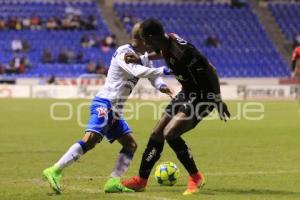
[165,112,199,174]
[137,91,188,181]
[139,113,171,177]
[122,113,172,191]
[54,132,102,170]
[42,132,102,194]
[165,103,214,195]
[104,133,137,193]
[112,134,137,178]
[163,112,204,195]
[43,97,109,194]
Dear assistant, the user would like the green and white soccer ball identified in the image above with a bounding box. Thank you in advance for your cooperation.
[154,161,180,186]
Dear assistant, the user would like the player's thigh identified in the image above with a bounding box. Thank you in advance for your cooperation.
[195,102,215,120]
[117,133,137,153]
[163,112,195,140]
[163,101,215,140]
[104,117,132,143]
[151,113,172,142]
[84,97,112,149]
[82,131,103,150]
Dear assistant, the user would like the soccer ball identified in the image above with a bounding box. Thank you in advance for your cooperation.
[154,161,180,186]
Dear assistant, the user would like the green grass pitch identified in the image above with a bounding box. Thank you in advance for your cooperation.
[0,99,299,200]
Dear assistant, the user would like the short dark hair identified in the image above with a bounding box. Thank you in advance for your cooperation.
[140,18,165,38]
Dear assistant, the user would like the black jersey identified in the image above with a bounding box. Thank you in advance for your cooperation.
[162,33,220,96]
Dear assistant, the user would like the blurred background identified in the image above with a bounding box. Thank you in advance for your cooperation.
[0,0,299,100]
[1,2,300,199]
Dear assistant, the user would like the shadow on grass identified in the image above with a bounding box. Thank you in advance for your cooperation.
[149,185,185,193]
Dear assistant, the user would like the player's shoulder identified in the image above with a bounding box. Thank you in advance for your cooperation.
[294,47,300,54]
[168,33,189,46]
[167,33,197,58]
[116,44,135,55]
[292,47,300,60]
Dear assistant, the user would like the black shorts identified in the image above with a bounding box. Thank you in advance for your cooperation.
[165,90,216,127]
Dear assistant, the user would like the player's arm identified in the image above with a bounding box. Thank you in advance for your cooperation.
[291,48,300,77]
[207,64,231,121]
[148,76,173,97]
[117,52,170,78]
[293,58,300,77]
[125,51,163,65]
[144,59,173,96]
[145,51,163,60]
[208,65,222,99]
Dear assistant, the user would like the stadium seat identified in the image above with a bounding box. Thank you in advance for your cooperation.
[268,2,300,42]
[115,1,290,77]
[0,0,113,78]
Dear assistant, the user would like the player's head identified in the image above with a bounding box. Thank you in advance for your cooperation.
[131,22,142,43]
[140,18,166,52]
[131,22,147,53]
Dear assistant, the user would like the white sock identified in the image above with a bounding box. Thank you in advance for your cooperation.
[54,142,84,170]
[110,153,133,178]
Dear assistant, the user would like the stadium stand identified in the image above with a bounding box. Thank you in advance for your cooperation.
[0,0,114,78]
[268,2,300,45]
[114,1,290,77]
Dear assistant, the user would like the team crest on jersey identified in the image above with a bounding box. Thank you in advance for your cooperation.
[96,106,108,118]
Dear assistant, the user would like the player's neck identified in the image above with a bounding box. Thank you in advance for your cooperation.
[161,35,171,52]
[130,43,144,54]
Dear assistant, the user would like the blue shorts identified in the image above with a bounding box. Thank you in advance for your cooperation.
[85,97,132,143]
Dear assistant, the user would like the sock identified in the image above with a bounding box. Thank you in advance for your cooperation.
[167,137,198,176]
[110,148,134,178]
[54,140,86,170]
[139,138,164,179]
[191,172,201,180]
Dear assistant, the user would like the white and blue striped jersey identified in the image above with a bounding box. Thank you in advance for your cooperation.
[96,44,166,114]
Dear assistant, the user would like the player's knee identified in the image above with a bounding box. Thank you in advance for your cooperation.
[150,130,164,142]
[165,133,178,141]
[164,127,179,141]
[123,140,137,153]
[82,132,102,151]
[126,140,137,153]
[85,140,97,151]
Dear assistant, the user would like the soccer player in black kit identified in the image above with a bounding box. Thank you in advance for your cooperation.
[122,18,230,195]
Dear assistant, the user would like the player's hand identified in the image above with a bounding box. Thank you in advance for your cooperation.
[159,84,173,98]
[216,101,230,122]
[124,52,141,64]
[163,67,173,75]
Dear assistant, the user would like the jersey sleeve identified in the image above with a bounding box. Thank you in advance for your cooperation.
[116,50,165,78]
[146,60,166,89]
[140,52,150,66]
[148,76,166,90]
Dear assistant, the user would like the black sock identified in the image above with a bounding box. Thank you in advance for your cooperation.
[167,137,198,175]
[139,137,164,179]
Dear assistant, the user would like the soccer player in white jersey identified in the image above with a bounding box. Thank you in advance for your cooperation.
[42,23,172,194]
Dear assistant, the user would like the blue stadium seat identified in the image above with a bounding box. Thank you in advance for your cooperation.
[268,3,300,42]
[115,1,290,77]
[0,0,114,78]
